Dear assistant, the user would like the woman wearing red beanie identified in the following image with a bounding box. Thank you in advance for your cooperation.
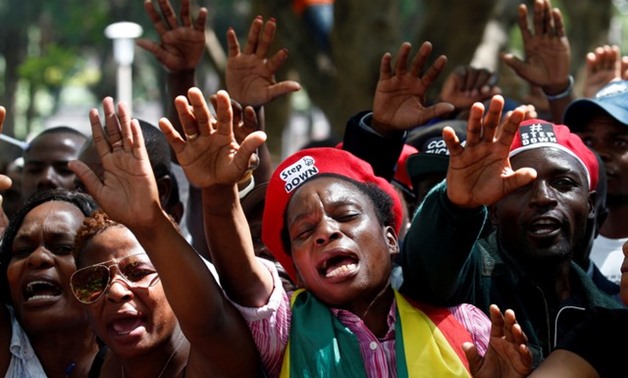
[155,87,531,378]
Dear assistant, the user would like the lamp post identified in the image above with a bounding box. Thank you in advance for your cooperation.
[104,22,143,114]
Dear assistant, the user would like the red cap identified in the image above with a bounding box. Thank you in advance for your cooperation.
[262,147,404,282]
[509,119,598,191]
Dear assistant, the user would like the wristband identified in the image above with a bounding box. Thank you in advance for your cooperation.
[238,175,255,199]
[544,75,574,100]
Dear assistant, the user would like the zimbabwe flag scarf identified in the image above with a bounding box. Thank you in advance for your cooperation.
[280,289,472,377]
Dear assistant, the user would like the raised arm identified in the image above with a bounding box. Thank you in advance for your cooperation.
[439,65,502,120]
[502,0,572,123]
[370,41,455,136]
[444,95,536,208]
[69,97,260,375]
[225,15,301,183]
[583,44,622,98]
[342,41,454,179]
[159,88,273,307]
[136,0,207,136]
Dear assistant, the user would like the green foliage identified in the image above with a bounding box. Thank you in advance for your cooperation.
[18,44,79,89]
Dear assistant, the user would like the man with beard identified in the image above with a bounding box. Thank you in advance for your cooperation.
[398,95,623,369]
[563,80,628,287]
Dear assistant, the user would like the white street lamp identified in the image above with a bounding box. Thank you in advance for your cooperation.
[105,22,143,114]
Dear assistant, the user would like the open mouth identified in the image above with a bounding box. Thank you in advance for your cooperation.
[24,280,63,301]
[528,218,561,236]
[110,316,144,336]
[318,254,359,278]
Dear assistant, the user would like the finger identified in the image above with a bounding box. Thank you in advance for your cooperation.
[461,67,478,93]
[544,0,556,33]
[144,0,168,36]
[517,4,532,42]
[415,102,455,125]
[214,90,234,137]
[158,117,187,155]
[410,41,432,77]
[497,105,526,149]
[552,7,566,38]
[129,118,148,161]
[379,52,393,81]
[180,0,192,27]
[266,81,302,102]
[256,18,276,59]
[158,0,178,30]
[67,160,103,198]
[585,52,597,72]
[501,53,526,76]
[242,106,259,131]
[421,55,448,90]
[266,48,289,75]
[173,95,199,139]
[503,308,518,342]
[194,7,208,32]
[116,101,134,152]
[489,304,506,337]
[240,131,267,172]
[482,95,504,142]
[230,98,244,121]
[243,16,263,56]
[187,87,212,136]
[464,102,486,147]
[102,97,123,149]
[0,175,12,192]
[443,125,465,157]
[89,108,110,160]
[394,42,412,77]
[451,65,467,92]
[533,0,545,36]
[226,27,241,58]
[462,342,482,376]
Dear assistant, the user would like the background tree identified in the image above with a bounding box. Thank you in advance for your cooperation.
[0,0,618,158]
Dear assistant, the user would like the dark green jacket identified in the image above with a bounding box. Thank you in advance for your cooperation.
[399,181,623,368]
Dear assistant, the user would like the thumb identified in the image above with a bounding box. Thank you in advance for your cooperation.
[237,131,267,169]
[68,160,103,198]
[503,167,537,195]
[501,53,526,76]
[463,342,483,375]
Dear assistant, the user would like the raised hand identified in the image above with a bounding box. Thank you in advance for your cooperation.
[372,41,455,134]
[583,44,622,98]
[225,16,301,107]
[68,98,159,228]
[137,0,207,73]
[158,88,266,188]
[464,305,533,378]
[502,0,571,94]
[444,95,537,208]
[440,65,502,111]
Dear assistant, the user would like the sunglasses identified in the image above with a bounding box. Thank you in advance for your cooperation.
[70,253,160,304]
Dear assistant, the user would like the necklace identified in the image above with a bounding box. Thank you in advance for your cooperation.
[120,335,184,378]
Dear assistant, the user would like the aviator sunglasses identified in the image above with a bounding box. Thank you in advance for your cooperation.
[70,253,160,304]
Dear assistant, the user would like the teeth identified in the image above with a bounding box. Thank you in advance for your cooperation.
[326,263,357,278]
[26,294,57,302]
[25,280,60,300]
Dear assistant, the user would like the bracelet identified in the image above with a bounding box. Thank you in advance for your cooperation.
[543,75,574,100]
[238,175,255,199]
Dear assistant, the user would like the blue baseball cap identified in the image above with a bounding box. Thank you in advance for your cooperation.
[564,80,628,132]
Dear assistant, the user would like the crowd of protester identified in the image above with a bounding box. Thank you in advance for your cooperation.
[0,0,627,376]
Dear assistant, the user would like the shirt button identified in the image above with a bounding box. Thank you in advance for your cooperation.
[369,341,378,350]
